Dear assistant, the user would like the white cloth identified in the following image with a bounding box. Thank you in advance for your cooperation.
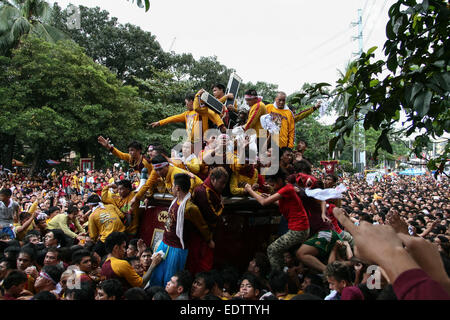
[182,153,197,164]
[152,250,165,259]
[273,102,290,110]
[259,114,280,134]
[168,192,191,249]
[325,290,339,300]
[232,126,257,156]
[91,202,105,211]
[305,184,347,201]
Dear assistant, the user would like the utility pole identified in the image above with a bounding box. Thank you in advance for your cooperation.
[351,8,366,173]
[169,37,176,52]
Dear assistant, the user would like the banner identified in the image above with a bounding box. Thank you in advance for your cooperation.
[320,160,339,175]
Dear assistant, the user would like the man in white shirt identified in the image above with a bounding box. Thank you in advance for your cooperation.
[0,188,20,239]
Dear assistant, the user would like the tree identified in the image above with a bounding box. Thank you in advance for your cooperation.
[240,81,280,104]
[287,85,335,166]
[295,115,334,167]
[168,53,234,91]
[50,4,171,83]
[0,0,66,55]
[328,0,449,171]
[0,36,143,174]
[364,128,411,168]
[130,68,192,153]
[0,0,68,169]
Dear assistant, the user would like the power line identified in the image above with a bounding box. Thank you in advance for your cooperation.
[365,0,389,45]
[308,24,353,54]
[361,0,371,15]
[362,0,377,34]
[361,0,371,26]
[289,26,353,72]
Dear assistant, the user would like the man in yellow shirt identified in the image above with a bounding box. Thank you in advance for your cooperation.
[71,172,80,195]
[47,205,86,242]
[211,83,238,127]
[13,200,39,241]
[243,89,267,150]
[180,140,201,175]
[101,179,139,238]
[150,93,225,144]
[86,194,126,257]
[101,231,161,291]
[229,162,267,196]
[212,83,237,112]
[98,137,152,174]
[265,92,295,149]
[130,155,203,208]
[294,101,321,123]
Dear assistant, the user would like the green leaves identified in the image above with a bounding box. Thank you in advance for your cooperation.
[0,36,143,169]
[413,90,432,117]
[327,0,449,168]
[0,0,68,56]
[128,0,150,12]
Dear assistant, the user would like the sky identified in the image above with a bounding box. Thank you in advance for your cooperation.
[50,0,397,97]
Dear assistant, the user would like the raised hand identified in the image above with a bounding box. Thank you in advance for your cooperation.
[386,210,409,235]
[98,136,111,149]
[332,208,420,283]
[396,233,450,295]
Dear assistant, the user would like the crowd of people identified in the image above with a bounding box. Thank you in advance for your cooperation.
[0,85,449,301]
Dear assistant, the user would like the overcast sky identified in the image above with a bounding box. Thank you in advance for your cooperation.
[51,0,397,96]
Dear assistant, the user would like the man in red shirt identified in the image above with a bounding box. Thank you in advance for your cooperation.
[245,169,310,271]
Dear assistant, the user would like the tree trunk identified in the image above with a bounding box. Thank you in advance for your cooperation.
[0,133,15,170]
[28,147,41,178]
[79,142,88,158]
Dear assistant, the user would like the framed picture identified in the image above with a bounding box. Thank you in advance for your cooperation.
[150,228,164,252]
[80,158,94,172]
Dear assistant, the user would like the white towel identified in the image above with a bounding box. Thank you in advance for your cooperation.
[305,184,348,201]
[273,102,290,110]
[168,192,191,249]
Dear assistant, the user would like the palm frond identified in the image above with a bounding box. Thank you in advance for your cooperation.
[32,0,51,22]
[10,16,30,39]
[31,22,69,43]
[0,32,14,54]
[0,5,20,32]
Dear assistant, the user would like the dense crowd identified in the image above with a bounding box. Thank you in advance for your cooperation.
[0,86,449,301]
[1,165,448,300]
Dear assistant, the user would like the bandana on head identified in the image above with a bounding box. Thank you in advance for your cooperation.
[153,162,169,170]
[244,95,257,99]
[40,272,57,285]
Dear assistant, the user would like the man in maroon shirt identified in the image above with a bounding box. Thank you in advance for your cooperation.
[186,167,229,275]
[0,270,28,300]
[325,261,364,300]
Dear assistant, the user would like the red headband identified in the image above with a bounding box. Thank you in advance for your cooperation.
[153,162,169,170]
